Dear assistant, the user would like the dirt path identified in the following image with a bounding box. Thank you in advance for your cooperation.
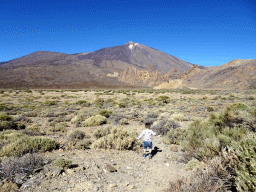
[20,134,189,192]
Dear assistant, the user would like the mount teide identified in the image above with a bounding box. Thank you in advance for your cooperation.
[0,42,193,89]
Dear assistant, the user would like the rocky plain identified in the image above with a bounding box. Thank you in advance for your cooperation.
[0,88,256,191]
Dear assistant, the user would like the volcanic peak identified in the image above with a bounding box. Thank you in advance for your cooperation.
[125,41,139,50]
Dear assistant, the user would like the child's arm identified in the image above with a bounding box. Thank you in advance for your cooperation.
[137,130,145,140]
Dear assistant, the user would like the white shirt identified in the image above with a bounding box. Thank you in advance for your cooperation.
[137,129,156,142]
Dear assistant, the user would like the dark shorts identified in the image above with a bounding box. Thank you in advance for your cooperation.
[143,141,152,150]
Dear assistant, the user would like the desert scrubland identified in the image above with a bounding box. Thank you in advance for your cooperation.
[0,88,256,191]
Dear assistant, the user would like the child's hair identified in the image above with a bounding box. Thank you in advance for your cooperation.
[145,122,151,129]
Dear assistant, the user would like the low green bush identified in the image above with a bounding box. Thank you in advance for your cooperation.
[251,108,256,117]
[0,113,13,121]
[151,120,180,136]
[83,115,107,126]
[25,89,32,93]
[118,102,126,108]
[93,127,111,139]
[0,135,57,157]
[94,98,104,108]
[233,134,256,191]
[164,128,188,145]
[54,158,72,169]
[68,130,85,140]
[98,109,112,118]
[92,126,141,151]
[44,100,57,106]
[75,100,90,106]
[247,96,255,100]
[156,95,171,103]
[207,106,214,112]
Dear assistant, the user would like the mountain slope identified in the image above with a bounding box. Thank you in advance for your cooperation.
[77,41,193,73]
[182,59,256,89]
[0,42,193,89]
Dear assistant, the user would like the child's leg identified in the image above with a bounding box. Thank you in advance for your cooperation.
[143,141,147,157]
[148,142,153,158]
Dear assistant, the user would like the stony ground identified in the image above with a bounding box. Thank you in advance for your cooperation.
[19,126,190,192]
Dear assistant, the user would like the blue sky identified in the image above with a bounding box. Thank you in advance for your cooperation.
[1,0,255,66]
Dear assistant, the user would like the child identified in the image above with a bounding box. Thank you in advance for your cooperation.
[137,123,156,159]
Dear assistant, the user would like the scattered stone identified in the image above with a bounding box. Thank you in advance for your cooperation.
[109,184,117,188]
[52,167,62,178]
[128,185,135,189]
[14,173,26,185]
[165,163,170,167]
[104,164,117,172]
[66,169,74,174]
[43,160,49,165]
[126,166,132,170]
[170,144,178,152]
[33,167,43,174]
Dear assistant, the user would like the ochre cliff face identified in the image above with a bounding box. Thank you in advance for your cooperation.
[118,67,169,87]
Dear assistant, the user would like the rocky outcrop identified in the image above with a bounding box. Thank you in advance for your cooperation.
[118,67,169,87]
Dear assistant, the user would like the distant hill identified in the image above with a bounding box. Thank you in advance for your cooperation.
[159,59,256,90]
[0,61,8,66]
[0,42,193,89]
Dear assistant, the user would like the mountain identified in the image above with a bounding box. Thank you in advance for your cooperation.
[159,59,256,90]
[77,41,193,73]
[0,42,193,89]
[0,61,8,66]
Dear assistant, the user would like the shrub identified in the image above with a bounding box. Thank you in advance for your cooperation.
[151,120,180,136]
[182,104,253,160]
[156,95,171,103]
[233,134,256,191]
[0,153,43,183]
[49,122,67,132]
[164,128,188,145]
[0,136,57,157]
[207,106,214,112]
[119,118,129,125]
[0,103,7,111]
[231,103,248,110]
[167,158,233,192]
[93,127,111,139]
[0,113,13,121]
[66,130,91,150]
[186,158,201,170]
[98,109,112,118]
[251,108,256,117]
[25,89,32,93]
[74,139,91,150]
[75,100,90,106]
[92,126,141,151]
[94,98,104,108]
[118,102,126,108]
[146,112,159,119]
[105,98,117,106]
[69,130,86,140]
[54,158,72,169]
[171,113,187,121]
[44,100,57,106]
[83,115,107,127]
[247,96,255,100]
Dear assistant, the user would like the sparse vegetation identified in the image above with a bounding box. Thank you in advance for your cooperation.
[92,126,141,151]
[83,115,107,126]
[0,88,255,191]
[54,158,72,169]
